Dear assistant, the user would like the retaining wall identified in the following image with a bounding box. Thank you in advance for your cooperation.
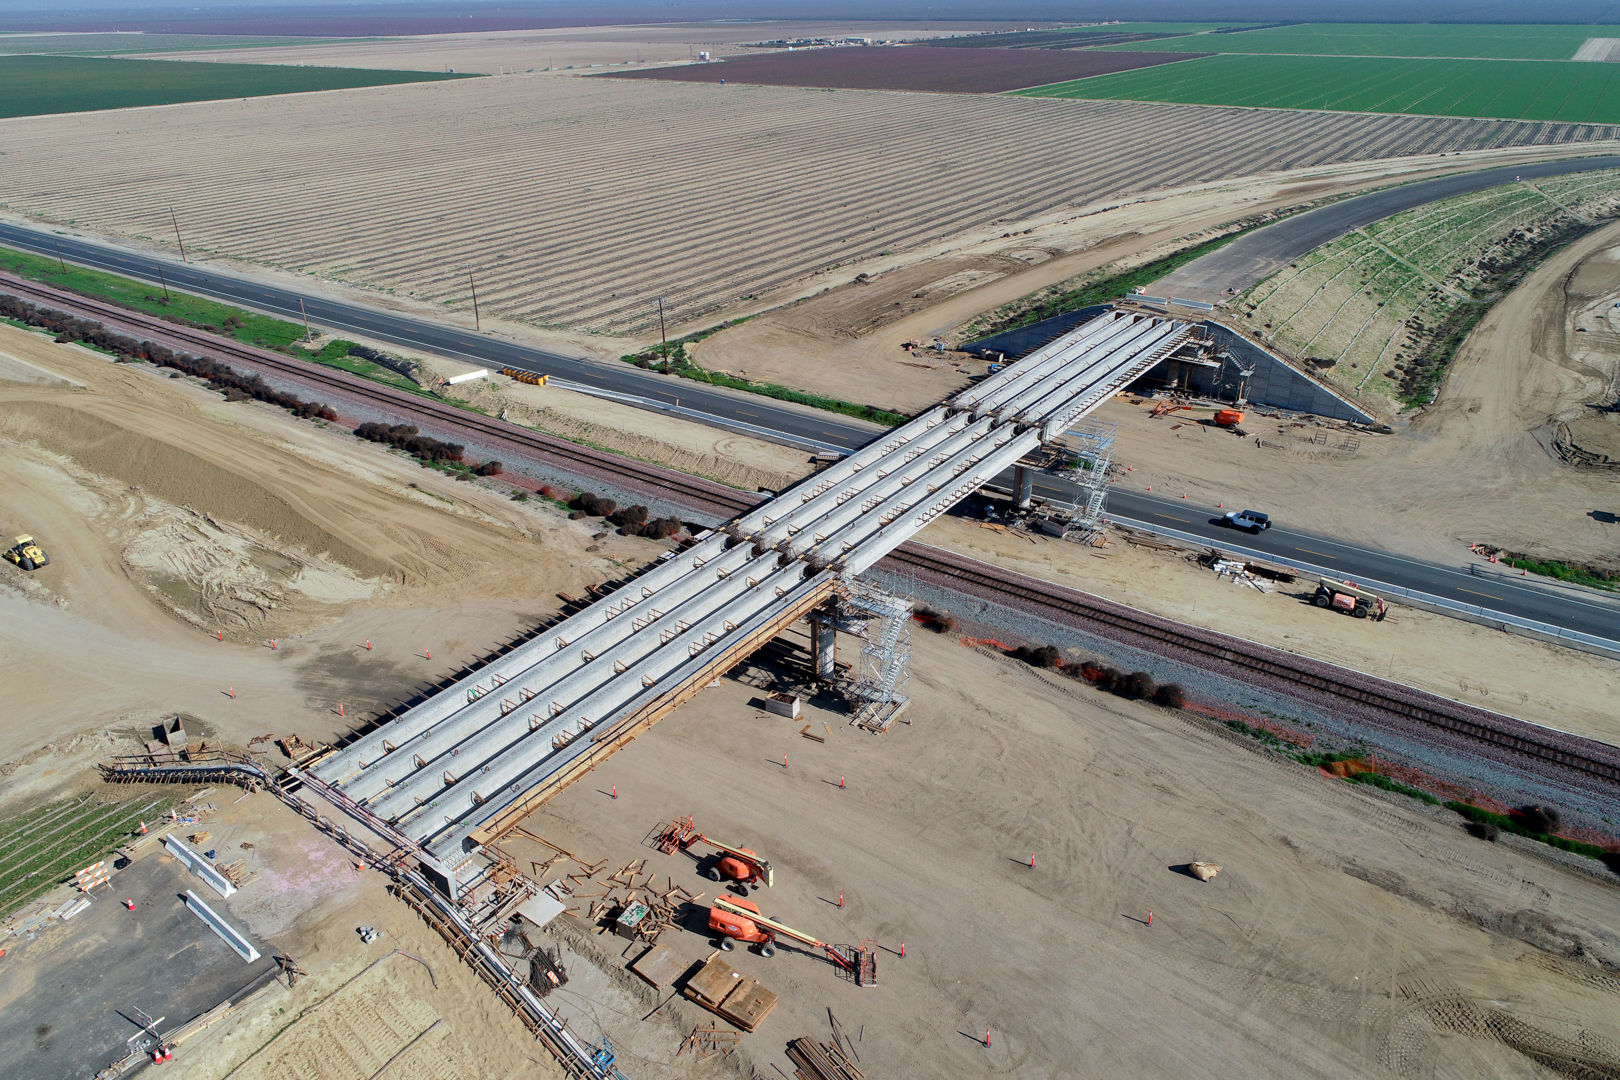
[970,307,1379,425]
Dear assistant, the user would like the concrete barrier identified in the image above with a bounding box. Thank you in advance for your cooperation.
[184,889,259,963]
[164,834,236,898]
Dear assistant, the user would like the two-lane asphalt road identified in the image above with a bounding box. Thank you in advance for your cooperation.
[1103,490,1619,641]
[2,219,1616,644]
[1155,154,1620,301]
[0,220,877,453]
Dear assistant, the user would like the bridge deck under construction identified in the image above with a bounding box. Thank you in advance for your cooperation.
[304,308,1195,869]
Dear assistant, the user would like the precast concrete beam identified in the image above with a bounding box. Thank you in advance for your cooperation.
[340,541,762,802]
[423,571,837,861]
[730,407,948,536]
[1037,328,1194,439]
[312,531,733,784]
[782,421,1009,560]
[752,414,980,547]
[804,425,1031,563]
[395,559,813,837]
[991,317,1170,421]
[371,548,790,818]
[1013,321,1188,427]
[841,431,1041,574]
[953,311,1124,410]
[968,315,1146,416]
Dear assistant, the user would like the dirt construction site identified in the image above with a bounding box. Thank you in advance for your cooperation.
[1,24,1619,1080]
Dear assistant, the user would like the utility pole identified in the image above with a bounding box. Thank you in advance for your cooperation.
[468,270,481,332]
[299,298,312,342]
[656,296,669,367]
[168,206,187,263]
[156,263,170,302]
[52,239,66,273]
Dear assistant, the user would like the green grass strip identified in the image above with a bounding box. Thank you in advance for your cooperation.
[965,230,1248,344]
[1498,555,1617,591]
[1446,801,1619,867]
[621,333,910,428]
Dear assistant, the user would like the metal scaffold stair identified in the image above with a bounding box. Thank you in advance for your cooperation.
[835,578,912,732]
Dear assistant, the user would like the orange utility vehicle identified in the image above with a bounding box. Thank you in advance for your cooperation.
[708,896,872,986]
[1214,409,1246,427]
[658,817,774,890]
[1312,577,1388,620]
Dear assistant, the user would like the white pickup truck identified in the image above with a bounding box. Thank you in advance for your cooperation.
[1222,509,1271,534]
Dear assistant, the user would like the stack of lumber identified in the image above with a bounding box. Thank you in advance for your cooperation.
[566,858,703,946]
[216,859,254,888]
[683,955,777,1032]
[786,1037,864,1080]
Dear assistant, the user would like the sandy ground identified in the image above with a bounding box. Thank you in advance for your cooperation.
[515,629,1620,1079]
[914,516,1620,746]
[0,768,564,1079]
[409,352,815,493]
[134,22,1031,73]
[1097,221,1620,569]
[1,77,1608,345]
[695,142,1620,413]
[0,322,673,765]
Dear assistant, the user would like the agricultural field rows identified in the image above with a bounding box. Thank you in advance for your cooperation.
[1232,169,1620,410]
[1,76,1615,336]
[0,32,375,55]
[1101,22,1619,59]
[1018,53,1620,124]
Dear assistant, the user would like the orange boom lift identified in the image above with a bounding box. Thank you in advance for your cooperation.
[657,817,774,890]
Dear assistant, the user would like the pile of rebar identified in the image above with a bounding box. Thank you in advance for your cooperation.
[786,1037,864,1080]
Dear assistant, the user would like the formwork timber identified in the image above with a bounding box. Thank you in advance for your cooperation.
[300,308,1197,878]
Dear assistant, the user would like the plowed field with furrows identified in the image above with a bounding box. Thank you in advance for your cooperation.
[1,77,1614,334]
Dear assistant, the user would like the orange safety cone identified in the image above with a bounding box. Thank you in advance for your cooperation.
[782,754,788,769]
[338,703,345,717]
[1147,909,1153,926]
[838,892,844,908]
[270,638,276,650]
[899,941,905,958]
[426,648,431,660]
[229,686,235,699]
[217,629,223,641]
[365,639,372,651]
[125,899,136,910]
[138,822,147,835]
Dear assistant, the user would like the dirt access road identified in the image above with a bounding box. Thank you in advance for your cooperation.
[522,628,1620,1079]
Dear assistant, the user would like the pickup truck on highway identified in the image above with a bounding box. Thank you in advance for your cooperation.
[1223,509,1271,534]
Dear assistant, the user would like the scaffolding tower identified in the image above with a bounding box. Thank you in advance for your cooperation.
[1045,419,1117,543]
[810,577,912,732]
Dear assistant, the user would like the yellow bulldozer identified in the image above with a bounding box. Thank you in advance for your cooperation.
[3,534,49,571]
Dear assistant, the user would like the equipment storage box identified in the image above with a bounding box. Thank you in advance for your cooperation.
[764,693,800,719]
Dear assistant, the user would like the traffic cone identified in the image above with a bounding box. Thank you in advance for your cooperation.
[125,899,136,910]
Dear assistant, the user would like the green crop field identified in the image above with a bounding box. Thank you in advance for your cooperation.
[1014,53,1620,124]
[0,32,373,56]
[1099,22,1620,59]
[0,54,475,119]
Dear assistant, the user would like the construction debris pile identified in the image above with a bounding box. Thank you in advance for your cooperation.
[548,856,705,947]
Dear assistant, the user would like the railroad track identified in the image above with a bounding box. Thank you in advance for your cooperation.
[8,276,1618,790]
[0,275,759,521]
[883,543,1620,788]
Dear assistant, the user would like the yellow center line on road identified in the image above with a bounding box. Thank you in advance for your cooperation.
[1154,513,1189,522]
[1296,547,1335,559]
[1456,587,1504,601]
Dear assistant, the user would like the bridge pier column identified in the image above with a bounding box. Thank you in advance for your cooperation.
[1015,466,1034,510]
[810,615,836,680]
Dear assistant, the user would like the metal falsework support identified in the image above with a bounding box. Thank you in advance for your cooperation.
[1015,466,1034,510]
[810,613,837,680]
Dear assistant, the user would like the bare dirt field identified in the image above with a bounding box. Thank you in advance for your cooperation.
[604,43,1207,93]
[3,306,1618,1079]
[134,22,1036,74]
[0,321,677,764]
[1092,220,1620,570]
[514,628,1620,1078]
[695,144,1620,413]
[2,76,1614,348]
